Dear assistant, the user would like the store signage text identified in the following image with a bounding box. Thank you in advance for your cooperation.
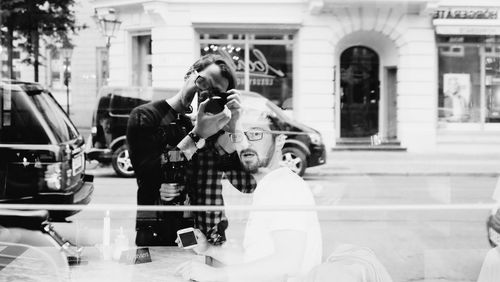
[219,48,285,86]
[436,26,500,35]
[434,8,498,20]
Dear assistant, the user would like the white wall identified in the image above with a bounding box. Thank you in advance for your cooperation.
[294,16,336,149]
[398,14,437,152]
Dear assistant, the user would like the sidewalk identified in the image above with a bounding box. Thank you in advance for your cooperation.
[307,151,500,176]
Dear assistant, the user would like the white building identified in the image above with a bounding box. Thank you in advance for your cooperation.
[89,0,500,153]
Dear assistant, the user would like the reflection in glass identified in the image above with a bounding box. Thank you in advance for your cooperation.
[438,46,480,123]
[199,34,294,109]
[485,56,500,123]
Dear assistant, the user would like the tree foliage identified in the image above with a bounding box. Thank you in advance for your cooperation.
[0,0,84,80]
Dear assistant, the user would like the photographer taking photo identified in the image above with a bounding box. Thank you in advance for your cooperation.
[127,54,255,246]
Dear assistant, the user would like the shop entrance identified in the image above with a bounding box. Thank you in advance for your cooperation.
[340,46,380,138]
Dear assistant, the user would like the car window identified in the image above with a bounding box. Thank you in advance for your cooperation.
[109,93,148,116]
[28,90,79,143]
[0,88,50,144]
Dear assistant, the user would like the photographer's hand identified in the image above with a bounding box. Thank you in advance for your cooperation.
[193,99,231,139]
[223,90,243,133]
[159,183,181,202]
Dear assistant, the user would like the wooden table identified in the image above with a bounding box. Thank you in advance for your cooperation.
[70,246,204,282]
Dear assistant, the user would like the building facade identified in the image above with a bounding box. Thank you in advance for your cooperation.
[90,0,500,153]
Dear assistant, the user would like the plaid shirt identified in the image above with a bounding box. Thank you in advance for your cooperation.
[187,138,256,235]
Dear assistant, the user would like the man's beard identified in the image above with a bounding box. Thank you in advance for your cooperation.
[239,148,273,173]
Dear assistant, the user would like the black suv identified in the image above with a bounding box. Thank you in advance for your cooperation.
[0,80,94,219]
[87,87,326,177]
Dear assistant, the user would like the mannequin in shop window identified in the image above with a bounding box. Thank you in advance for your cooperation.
[444,76,468,122]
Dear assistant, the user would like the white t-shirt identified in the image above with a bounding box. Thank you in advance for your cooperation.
[242,167,322,281]
[477,247,500,282]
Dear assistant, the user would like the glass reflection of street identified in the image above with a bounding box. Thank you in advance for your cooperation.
[54,157,500,282]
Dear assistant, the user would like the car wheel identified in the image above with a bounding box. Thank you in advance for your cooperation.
[281,147,307,176]
[112,145,135,178]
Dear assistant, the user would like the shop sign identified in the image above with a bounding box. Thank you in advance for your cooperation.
[218,48,285,87]
[436,25,500,35]
[434,7,498,20]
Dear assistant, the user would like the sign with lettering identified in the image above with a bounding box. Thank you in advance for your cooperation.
[119,247,152,265]
[436,26,500,35]
[434,8,498,20]
[204,45,286,87]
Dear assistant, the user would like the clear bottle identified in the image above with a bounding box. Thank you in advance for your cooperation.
[113,227,129,261]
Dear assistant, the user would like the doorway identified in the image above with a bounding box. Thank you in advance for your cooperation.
[340,46,380,137]
[385,67,397,139]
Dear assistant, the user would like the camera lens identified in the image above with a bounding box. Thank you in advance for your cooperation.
[204,97,226,114]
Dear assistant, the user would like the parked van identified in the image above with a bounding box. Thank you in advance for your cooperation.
[0,80,94,219]
[87,87,326,177]
[86,86,177,177]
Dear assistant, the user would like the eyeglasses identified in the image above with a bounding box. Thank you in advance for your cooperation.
[194,70,212,91]
[229,130,283,143]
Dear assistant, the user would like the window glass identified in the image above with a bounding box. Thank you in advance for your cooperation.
[131,34,152,87]
[485,56,500,122]
[201,43,246,90]
[29,90,79,142]
[0,88,50,144]
[200,34,294,109]
[250,44,293,108]
[438,45,481,123]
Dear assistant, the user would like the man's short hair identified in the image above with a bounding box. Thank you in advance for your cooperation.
[184,54,237,90]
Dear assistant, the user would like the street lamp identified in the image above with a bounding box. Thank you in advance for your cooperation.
[94,9,122,48]
[60,45,73,115]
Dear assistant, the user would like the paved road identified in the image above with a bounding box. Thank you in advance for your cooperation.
[59,164,499,281]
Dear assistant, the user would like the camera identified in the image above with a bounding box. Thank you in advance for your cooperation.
[204,92,228,114]
[160,148,187,205]
[177,227,198,249]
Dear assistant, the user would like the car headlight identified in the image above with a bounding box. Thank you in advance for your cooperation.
[308,133,322,145]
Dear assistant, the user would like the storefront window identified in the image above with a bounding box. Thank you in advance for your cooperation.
[438,45,481,123]
[438,35,500,124]
[200,43,246,90]
[199,33,294,109]
[485,55,500,122]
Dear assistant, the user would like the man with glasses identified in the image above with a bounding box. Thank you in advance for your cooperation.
[176,110,322,282]
[127,54,255,246]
